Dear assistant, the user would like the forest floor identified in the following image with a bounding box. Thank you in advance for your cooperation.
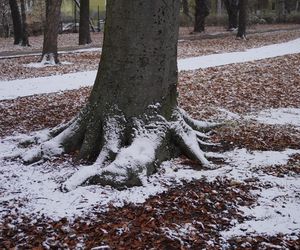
[1,25,300,81]
[0,27,300,249]
[0,23,299,54]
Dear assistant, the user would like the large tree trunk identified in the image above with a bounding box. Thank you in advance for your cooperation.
[8,0,23,44]
[24,0,218,190]
[194,0,210,32]
[237,0,248,39]
[20,0,30,46]
[223,0,238,30]
[79,0,92,45]
[41,0,62,64]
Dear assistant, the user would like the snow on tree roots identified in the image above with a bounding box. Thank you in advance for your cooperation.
[21,106,219,191]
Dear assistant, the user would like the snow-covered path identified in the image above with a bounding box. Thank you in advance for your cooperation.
[178,37,300,71]
[1,38,300,100]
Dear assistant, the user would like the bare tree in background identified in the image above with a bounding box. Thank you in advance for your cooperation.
[20,0,30,46]
[79,0,92,45]
[277,0,287,22]
[0,0,10,38]
[9,0,23,44]
[223,0,238,30]
[194,0,210,32]
[182,0,192,20]
[236,0,248,39]
[41,0,62,64]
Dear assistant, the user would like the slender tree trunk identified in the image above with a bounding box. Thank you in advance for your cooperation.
[20,0,30,46]
[79,0,92,45]
[8,0,23,44]
[182,0,192,19]
[194,0,210,32]
[217,0,222,16]
[1,0,10,38]
[277,0,287,22]
[223,0,238,30]
[284,0,291,14]
[237,0,248,39]
[41,0,62,64]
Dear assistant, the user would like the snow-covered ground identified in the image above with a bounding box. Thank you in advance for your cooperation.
[0,47,102,60]
[0,108,300,238]
[178,37,300,71]
[1,39,300,242]
[0,71,95,100]
[0,38,300,100]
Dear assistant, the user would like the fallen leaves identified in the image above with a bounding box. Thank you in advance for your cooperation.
[0,179,257,249]
[0,28,300,249]
[212,122,300,151]
[178,54,300,118]
[0,87,90,137]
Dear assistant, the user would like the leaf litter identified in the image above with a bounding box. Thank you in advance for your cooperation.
[1,38,300,248]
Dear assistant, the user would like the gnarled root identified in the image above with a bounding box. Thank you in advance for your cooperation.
[21,107,221,191]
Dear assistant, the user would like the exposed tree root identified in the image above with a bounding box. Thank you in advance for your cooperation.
[21,107,221,191]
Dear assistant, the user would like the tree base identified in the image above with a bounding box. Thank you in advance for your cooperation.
[21,107,220,191]
[40,53,59,65]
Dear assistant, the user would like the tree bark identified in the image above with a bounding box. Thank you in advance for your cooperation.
[20,0,30,46]
[217,0,222,16]
[237,0,247,39]
[276,0,287,22]
[41,0,62,64]
[0,0,10,38]
[194,0,210,32]
[79,0,92,45]
[8,0,23,44]
[24,0,218,190]
[182,0,193,20]
[223,0,238,30]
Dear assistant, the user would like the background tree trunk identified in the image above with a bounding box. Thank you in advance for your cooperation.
[182,0,192,19]
[0,0,10,38]
[194,0,210,32]
[8,0,23,44]
[223,0,238,30]
[20,0,30,46]
[217,0,222,16]
[237,0,248,39]
[79,0,92,45]
[41,0,62,64]
[276,0,287,22]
